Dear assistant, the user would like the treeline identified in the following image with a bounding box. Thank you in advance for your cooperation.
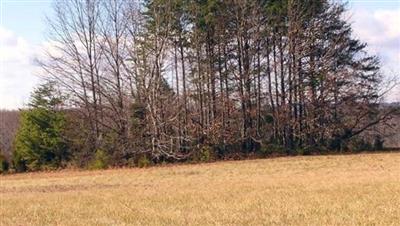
[5,0,399,172]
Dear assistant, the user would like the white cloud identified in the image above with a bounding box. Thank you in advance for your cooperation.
[0,26,41,109]
[349,8,400,102]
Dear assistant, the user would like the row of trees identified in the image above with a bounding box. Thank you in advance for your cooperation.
[9,0,397,171]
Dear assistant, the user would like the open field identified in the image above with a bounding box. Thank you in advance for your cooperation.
[1,152,400,225]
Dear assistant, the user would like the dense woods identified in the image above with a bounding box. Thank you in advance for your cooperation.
[1,0,398,172]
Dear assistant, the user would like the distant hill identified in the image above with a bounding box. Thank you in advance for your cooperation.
[383,114,400,148]
[382,102,400,107]
[373,102,400,148]
[0,110,20,160]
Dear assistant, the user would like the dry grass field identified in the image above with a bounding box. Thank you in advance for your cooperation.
[1,152,400,226]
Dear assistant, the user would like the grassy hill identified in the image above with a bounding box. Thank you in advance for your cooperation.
[1,152,399,225]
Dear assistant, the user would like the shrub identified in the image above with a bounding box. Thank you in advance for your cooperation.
[192,145,213,162]
[259,143,285,156]
[296,147,312,156]
[88,149,109,170]
[138,155,151,168]
[12,151,26,172]
[258,143,272,156]
[373,135,384,150]
[347,138,373,152]
[0,152,9,174]
[200,146,212,162]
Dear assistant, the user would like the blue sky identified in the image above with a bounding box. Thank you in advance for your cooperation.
[0,0,399,109]
[347,0,399,9]
[1,0,52,45]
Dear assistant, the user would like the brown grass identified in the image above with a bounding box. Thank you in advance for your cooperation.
[1,152,400,225]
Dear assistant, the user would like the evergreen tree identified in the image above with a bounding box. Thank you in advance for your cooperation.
[13,82,69,171]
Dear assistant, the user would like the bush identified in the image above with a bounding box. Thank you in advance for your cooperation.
[0,152,9,174]
[259,143,285,156]
[192,145,212,162]
[373,135,384,150]
[347,138,373,152]
[137,155,151,168]
[12,151,26,172]
[258,143,272,156]
[88,149,109,170]
[296,147,312,156]
[200,146,212,162]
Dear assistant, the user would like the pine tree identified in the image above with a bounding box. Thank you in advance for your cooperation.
[13,82,69,171]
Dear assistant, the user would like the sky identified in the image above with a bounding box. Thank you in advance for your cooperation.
[0,0,399,109]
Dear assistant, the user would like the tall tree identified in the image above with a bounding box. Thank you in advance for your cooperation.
[13,82,69,171]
